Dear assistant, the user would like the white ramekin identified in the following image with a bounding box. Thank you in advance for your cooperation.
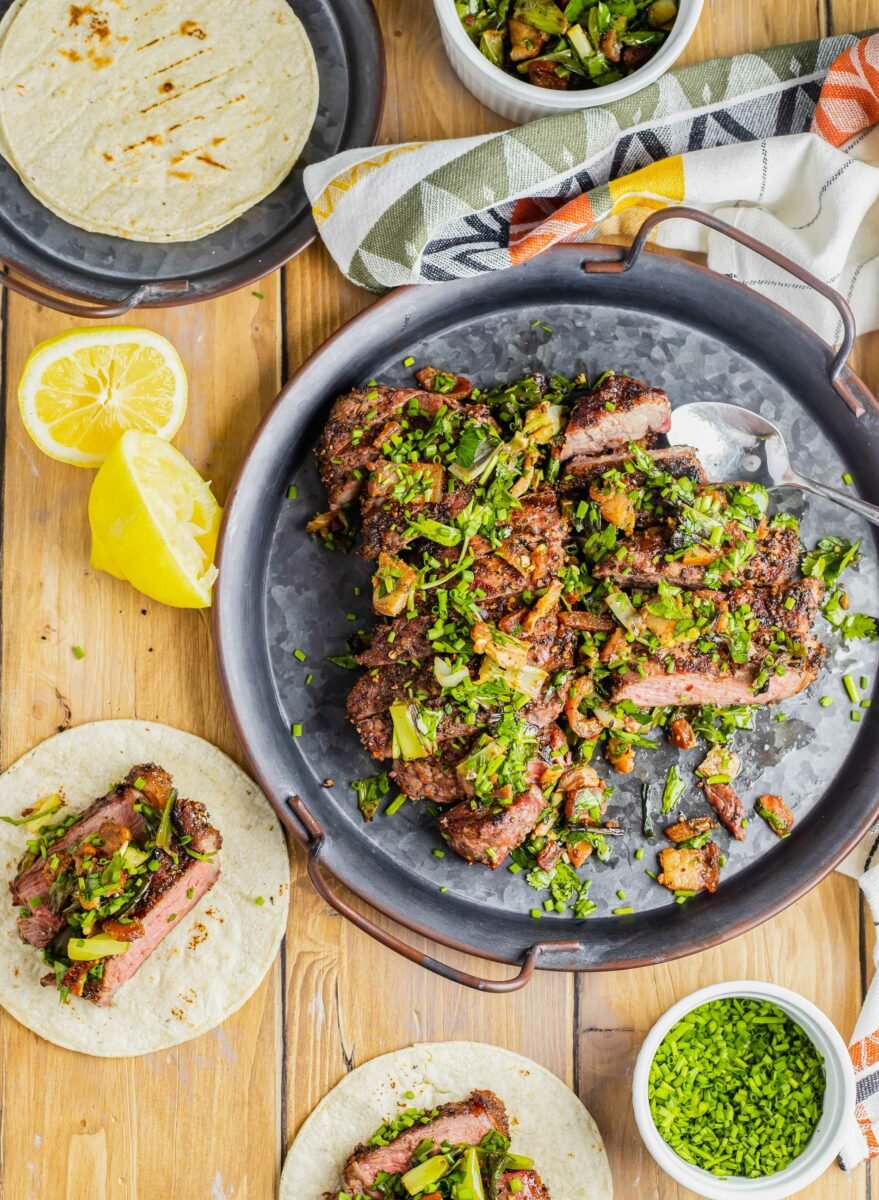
[433,0,705,124]
[632,981,856,1200]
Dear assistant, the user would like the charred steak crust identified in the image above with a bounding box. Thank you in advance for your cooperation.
[595,524,800,590]
[437,785,546,867]
[559,444,706,493]
[562,374,671,460]
[342,1090,509,1191]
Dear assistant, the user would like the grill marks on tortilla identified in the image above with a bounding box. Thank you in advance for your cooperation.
[0,0,318,241]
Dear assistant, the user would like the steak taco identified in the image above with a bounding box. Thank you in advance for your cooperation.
[281,1042,612,1199]
[0,720,289,1056]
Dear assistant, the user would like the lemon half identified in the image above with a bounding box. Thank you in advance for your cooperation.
[19,327,187,467]
[89,431,221,609]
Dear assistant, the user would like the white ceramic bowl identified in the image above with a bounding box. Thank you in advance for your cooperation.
[433,0,705,124]
[632,981,856,1200]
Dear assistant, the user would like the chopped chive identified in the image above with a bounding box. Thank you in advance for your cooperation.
[843,472,853,486]
[508,863,522,874]
[852,710,862,723]
[719,854,728,867]
[133,777,146,790]
[385,793,406,816]
[286,484,298,500]
[72,645,85,660]
[616,889,626,900]
[774,713,787,723]
[432,848,445,858]
[843,674,861,704]
[862,698,872,709]
[543,899,554,912]
[530,909,542,919]
[403,356,415,367]
[293,648,306,662]
[252,290,264,300]
[291,723,303,737]
[305,673,313,686]
[254,896,265,906]
[818,696,833,708]
[635,847,644,861]
[613,906,634,915]
[861,676,869,690]
[346,613,357,622]
[440,886,448,893]
[783,596,795,610]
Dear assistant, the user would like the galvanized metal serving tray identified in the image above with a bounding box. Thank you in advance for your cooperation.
[0,0,383,315]
[215,208,879,991]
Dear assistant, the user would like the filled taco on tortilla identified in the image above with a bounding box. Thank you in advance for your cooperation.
[0,720,289,1056]
[281,1042,612,1200]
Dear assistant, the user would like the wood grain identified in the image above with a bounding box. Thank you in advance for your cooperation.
[0,1,874,1198]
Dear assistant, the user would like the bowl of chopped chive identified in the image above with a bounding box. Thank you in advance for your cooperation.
[434,0,705,125]
[632,981,855,1200]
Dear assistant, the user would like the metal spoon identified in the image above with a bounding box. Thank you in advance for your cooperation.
[668,401,879,527]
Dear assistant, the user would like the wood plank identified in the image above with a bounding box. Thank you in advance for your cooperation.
[281,0,573,1179]
[0,284,286,1200]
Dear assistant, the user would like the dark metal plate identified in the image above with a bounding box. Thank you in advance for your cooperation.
[215,244,879,972]
[0,0,384,308]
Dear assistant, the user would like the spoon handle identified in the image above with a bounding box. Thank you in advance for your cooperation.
[785,472,879,527]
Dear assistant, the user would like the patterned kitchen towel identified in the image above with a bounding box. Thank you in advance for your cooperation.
[303,32,879,346]
[837,839,879,1168]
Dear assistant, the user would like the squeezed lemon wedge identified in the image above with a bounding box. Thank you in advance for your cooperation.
[89,431,221,608]
[19,327,187,467]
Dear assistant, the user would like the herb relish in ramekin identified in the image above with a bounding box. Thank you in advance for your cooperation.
[648,997,826,1179]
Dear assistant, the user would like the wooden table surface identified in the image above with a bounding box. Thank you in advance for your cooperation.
[0,1,875,1197]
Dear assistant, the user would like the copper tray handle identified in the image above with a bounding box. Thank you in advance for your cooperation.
[1,268,189,317]
[582,205,866,418]
[287,794,579,992]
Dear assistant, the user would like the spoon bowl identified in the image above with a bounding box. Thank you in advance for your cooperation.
[668,402,879,527]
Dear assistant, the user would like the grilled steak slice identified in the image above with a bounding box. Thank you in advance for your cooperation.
[594,525,799,590]
[10,766,156,948]
[357,687,563,761]
[561,374,671,460]
[316,386,423,509]
[392,741,474,804]
[71,794,222,1006]
[359,478,474,560]
[317,388,496,510]
[357,614,436,667]
[497,1171,551,1200]
[438,785,545,867]
[346,662,438,725]
[657,843,721,893]
[694,578,824,640]
[560,445,706,493]
[343,1090,509,1191]
[702,782,746,840]
[610,637,824,708]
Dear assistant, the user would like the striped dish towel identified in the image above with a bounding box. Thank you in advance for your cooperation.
[837,837,879,1167]
[303,32,879,346]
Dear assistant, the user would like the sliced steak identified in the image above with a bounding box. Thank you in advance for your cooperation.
[594,525,799,590]
[561,374,671,460]
[343,1090,508,1191]
[72,795,222,1006]
[657,843,721,893]
[702,782,746,840]
[610,637,824,708]
[316,386,423,509]
[438,785,545,867]
[706,577,823,640]
[10,766,156,948]
[497,1171,551,1200]
[392,742,473,804]
[356,614,436,667]
[560,445,706,493]
[346,662,438,725]
[414,365,473,400]
[358,480,474,561]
